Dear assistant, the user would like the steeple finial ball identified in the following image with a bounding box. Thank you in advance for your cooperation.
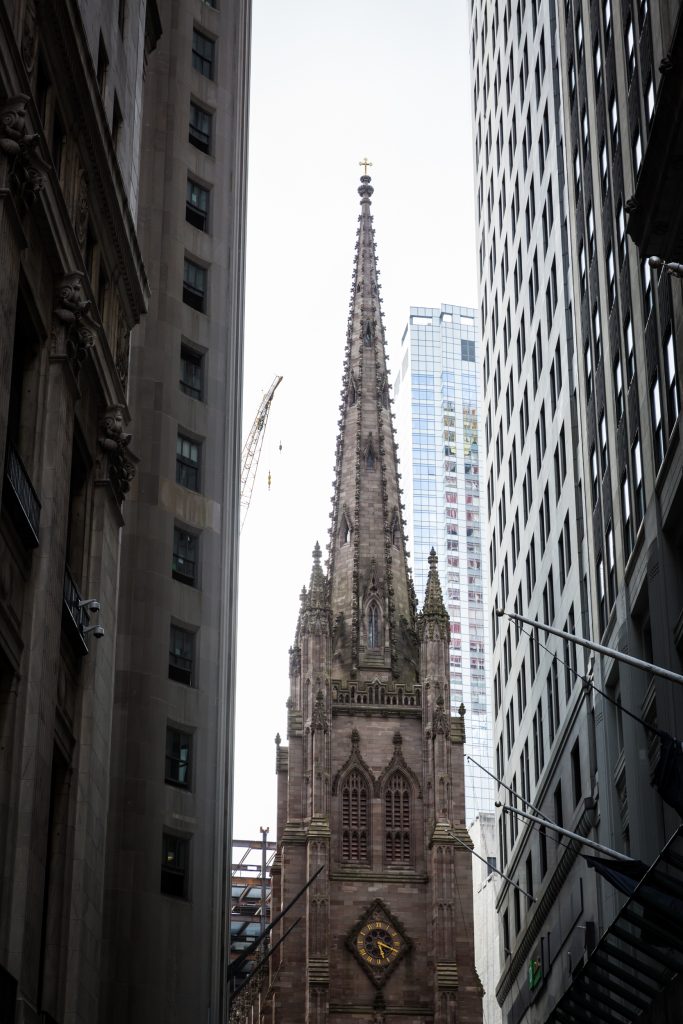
[312,541,322,565]
[428,547,438,568]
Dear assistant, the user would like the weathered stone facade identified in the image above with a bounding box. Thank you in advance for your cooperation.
[266,179,483,1024]
[0,2,155,1021]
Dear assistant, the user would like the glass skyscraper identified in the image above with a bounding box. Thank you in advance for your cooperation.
[393,304,493,822]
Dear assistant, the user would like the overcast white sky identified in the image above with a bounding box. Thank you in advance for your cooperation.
[234,0,478,840]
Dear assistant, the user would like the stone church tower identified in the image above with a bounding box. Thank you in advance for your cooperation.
[268,176,482,1024]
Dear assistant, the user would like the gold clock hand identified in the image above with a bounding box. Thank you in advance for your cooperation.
[377,940,392,956]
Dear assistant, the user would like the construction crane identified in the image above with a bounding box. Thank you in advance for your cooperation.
[240,375,283,530]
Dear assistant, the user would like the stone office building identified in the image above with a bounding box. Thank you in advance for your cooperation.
[0,0,156,1021]
[0,0,250,1022]
[265,176,482,1024]
[99,0,250,1020]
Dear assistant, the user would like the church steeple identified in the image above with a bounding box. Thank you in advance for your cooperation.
[327,175,416,680]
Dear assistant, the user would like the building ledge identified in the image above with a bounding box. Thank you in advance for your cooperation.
[626,7,683,260]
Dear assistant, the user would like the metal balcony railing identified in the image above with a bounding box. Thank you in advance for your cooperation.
[63,565,90,653]
[4,441,41,546]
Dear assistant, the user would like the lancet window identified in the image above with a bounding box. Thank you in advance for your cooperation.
[385,772,411,863]
[341,769,369,862]
[367,603,380,649]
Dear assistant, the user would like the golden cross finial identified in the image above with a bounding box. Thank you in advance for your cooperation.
[359,157,372,175]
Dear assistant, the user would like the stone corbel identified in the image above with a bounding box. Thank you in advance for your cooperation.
[50,272,96,378]
[96,404,137,504]
[0,94,49,210]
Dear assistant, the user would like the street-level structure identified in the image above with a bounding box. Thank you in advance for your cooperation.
[266,176,483,1023]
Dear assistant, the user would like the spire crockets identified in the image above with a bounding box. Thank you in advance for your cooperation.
[419,548,450,640]
[327,175,416,681]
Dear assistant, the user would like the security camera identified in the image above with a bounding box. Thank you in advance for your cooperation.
[79,598,101,613]
[84,624,105,639]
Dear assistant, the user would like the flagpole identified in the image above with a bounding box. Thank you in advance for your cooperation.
[498,804,633,861]
[496,607,683,687]
[447,827,536,902]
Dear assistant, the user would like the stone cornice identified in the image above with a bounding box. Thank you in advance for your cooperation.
[40,0,150,322]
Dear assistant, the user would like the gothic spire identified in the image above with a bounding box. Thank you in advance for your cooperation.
[327,174,416,680]
[418,548,450,640]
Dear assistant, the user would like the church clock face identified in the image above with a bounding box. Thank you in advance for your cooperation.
[356,919,402,968]
[347,900,410,987]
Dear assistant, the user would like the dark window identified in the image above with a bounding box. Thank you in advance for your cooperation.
[97,34,109,93]
[625,311,635,383]
[539,825,548,876]
[183,258,207,312]
[189,101,212,153]
[173,526,198,585]
[614,354,624,422]
[118,0,126,34]
[664,327,679,427]
[51,106,66,175]
[169,624,195,685]
[571,740,582,807]
[161,833,189,898]
[176,433,201,491]
[625,14,635,83]
[503,910,510,957]
[368,604,380,648]
[186,178,210,231]
[606,523,617,605]
[622,474,634,559]
[487,855,497,876]
[165,727,192,787]
[651,375,664,469]
[192,28,215,78]
[180,345,203,400]
[385,773,410,863]
[112,92,122,151]
[461,338,475,361]
[513,887,521,935]
[554,781,563,830]
[525,853,533,907]
[341,769,369,862]
[632,436,645,526]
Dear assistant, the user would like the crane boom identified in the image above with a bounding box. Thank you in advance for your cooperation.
[240,375,283,530]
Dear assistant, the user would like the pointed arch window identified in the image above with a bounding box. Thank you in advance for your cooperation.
[365,447,375,471]
[341,769,369,862]
[367,603,380,649]
[340,516,350,546]
[348,377,357,406]
[385,773,411,863]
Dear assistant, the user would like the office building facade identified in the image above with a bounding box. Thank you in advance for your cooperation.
[0,0,157,1021]
[0,0,250,1021]
[100,1,251,1022]
[393,304,493,822]
[548,1,683,1020]
[469,0,596,1020]
[471,0,683,1021]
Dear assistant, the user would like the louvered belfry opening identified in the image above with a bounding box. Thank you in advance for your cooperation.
[385,773,411,863]
[341,769,369,862]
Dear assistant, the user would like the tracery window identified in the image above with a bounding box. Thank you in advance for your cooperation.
[385,773,411,863]
[368,604,380,649]
[341,770,369,862]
